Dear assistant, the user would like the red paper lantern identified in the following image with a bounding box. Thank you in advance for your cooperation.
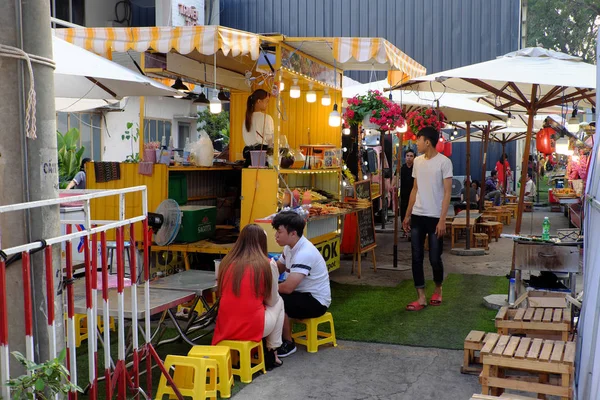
[436,140,445,153]
[443,142,452,157]
[536,127,553,155]
[411,134,417,141]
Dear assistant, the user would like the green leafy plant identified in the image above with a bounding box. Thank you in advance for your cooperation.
[122,122,140,163]
[4,349,82,399]
[197,109,230,146]
[57,128,85,189]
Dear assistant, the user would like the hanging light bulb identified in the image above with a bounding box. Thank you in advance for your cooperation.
[290,78,300,98]
[342,128,351,135]
[342,147,348,152]
[342,165,347,170]
[452,127,458,136]
[329,104,341,127]
[364,161,368,166]
[210,92,222,114]
[279,81,285,91]
[363,175,368,180]
[506,111,512,127]
[321,88,331,106]
[396,123,407,133]
[306,83,317,103]
[342,181,347,187]
[217,88,230,103]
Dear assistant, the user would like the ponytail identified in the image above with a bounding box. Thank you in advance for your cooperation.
[245,89,269,132]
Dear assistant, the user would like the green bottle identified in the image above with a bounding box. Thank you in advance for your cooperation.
[542,216,551,240]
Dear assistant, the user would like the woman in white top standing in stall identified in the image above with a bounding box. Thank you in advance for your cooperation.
[242,89,274,167]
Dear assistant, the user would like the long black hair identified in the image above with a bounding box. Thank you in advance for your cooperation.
[80,158,91,171]
[245,89,269,132]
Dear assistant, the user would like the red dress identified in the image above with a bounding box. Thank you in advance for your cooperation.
[212,267,266,345]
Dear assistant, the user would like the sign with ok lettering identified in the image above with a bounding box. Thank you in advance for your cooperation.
[316,236,341,273]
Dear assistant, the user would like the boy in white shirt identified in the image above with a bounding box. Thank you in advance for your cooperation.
[402,127,453,311]
[272,211,331,357]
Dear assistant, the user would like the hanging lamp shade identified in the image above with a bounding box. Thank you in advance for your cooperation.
[217,88,230,103]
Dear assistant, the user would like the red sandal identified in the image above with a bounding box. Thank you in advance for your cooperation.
[430,293,443,306]
[406,301,427,311]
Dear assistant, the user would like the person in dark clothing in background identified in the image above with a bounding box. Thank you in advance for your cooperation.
[399,149,415,238]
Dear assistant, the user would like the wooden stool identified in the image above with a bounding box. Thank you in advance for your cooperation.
[482,214,499,222]
[524,201,533,212]
[480,335,575,399]
[186,345,234,398]
[473,233,489,250]
[292,312,337,353]
[462,330,497,375]
[477,222,503,242]
[156,355,217,400]
[216,340,266,383]
[495,306,572,341]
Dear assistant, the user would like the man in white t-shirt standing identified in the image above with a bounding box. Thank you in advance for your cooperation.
[402,127,453,311]
[271,211,331,358]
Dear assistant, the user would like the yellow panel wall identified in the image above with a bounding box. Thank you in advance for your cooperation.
[241,168,279,227]
[87,163,168,240]
[230,90,343,161]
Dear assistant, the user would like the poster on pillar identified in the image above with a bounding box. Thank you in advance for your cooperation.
[156,0,205,27]
[315,236,341,273]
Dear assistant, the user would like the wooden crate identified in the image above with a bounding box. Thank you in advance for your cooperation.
[479,335,575,399]
[495,306,572,341]
[462,331,498,374]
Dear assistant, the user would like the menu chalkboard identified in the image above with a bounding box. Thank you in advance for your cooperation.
[354,180,371,200]
[357,208,376,251]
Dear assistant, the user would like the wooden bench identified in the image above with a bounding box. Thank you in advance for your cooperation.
[495,306,572,341]
[479,335,575,399]
[473,232,490,250]
[477,221,503,242]
[462,330,497,374]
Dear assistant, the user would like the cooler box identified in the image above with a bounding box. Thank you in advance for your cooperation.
[168,173,188,205]
[548,188,558,204]
[175,205,216,243]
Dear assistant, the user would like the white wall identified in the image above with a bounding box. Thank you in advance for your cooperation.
[101,96,199,161]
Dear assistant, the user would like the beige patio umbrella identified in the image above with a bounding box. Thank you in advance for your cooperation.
[392,47,596,234]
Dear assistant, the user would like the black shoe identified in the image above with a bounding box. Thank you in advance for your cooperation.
[277,340,297,358]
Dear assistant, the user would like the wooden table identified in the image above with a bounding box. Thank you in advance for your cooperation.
[151,239,234,270]
[504,195,517,204]
[451,213,482,249]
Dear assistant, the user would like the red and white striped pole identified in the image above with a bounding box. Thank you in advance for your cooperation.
[129,223,140,395]
[0,259,10,400]
[44,245,57,359]
[100,231,112,398]
[83,235,96,399]
[21,251,34,363]
[65,224,78,399]
[143,220,152,396]
[90,230,99,397]
[116,225,127,399]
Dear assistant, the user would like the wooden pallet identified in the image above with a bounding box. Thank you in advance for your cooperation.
[495,306,572,341]
[479,335,575,399]
[462,331,498,374]
[470,394,538,400]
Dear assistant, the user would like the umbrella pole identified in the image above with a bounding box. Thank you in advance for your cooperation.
[465,122,471,250]
[502,139,507,204]
[515,106,537,234]
[393,142,402,268]
[479,124,490,212]
[380,130,386,229]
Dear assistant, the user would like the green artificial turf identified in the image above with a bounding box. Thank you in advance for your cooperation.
[327,273,507,350]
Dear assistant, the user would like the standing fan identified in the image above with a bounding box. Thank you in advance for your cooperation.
[147,199,182,246]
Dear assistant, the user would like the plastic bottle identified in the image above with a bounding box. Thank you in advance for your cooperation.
[542,216,551,240]
[508,278,516,305]
[183,138,191,164]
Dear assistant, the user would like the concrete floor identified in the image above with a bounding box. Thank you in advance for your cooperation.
[233,207,575,399]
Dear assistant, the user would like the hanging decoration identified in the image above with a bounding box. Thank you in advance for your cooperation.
[343,90,405,132]
[443,141,452,157]
[405,108,446,133]
[536,127,555,155]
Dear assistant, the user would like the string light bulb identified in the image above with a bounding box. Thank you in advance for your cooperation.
[329,104,341,127]
[364,161,368,165]
[290,78,300,98]
[306,83,316,103]
[279,81,285,91]
[452,127,458,136]
[396,123,408,133]
[209,92,221,114]
[363,175,368,180]
[506,111,512,127]
[321,88,331,106]
[342,128,351,135]
[342,147,348,152]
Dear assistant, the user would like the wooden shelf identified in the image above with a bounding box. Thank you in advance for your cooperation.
[187,196,217,201]
[278,168,341,174]
[168,166,238,171]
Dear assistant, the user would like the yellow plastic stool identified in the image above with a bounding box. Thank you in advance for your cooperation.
[292,312,337,353]
[155,355,217,400]
[216,340,266,383]
[185,346,233,398]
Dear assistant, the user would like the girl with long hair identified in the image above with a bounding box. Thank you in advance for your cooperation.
[242,89,273,167]
[212,224,284,369]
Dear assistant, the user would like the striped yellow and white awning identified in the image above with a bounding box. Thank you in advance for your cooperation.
[333,37,426,80]
[54,26,261,60]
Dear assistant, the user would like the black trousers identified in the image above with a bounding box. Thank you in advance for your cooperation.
[410,214,444,288]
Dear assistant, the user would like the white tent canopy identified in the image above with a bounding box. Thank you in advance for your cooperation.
[343,79,506,122]
[393,47,596,113]
[53,36,177,101]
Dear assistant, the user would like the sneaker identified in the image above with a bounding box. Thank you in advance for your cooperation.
[277,340,297,358]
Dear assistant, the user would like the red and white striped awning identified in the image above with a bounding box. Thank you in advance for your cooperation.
[54,25,261,60]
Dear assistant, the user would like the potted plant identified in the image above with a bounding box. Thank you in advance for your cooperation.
[405,108,446,135]
[57,128,85,189]
[343,90,405,132]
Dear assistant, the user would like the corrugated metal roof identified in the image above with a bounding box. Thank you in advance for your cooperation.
[220,0,521,82]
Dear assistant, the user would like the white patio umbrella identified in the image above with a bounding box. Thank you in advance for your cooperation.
[343,80,507,122]
[53,36,177,100]
[393,47,597,233]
